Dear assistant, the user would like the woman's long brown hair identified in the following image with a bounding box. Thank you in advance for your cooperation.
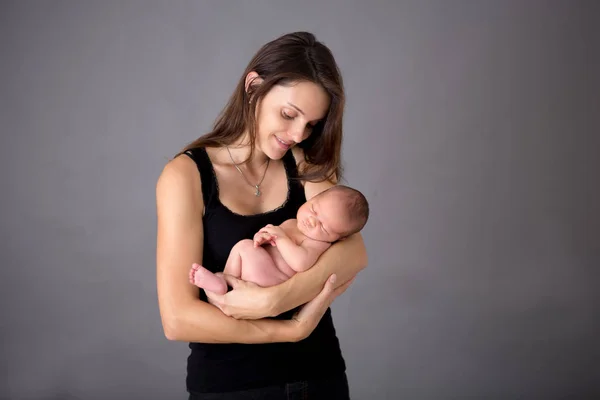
[175,32,345,183]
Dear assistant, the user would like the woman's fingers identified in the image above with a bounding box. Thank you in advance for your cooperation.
[294,274,337,319]
[220,273,243,290]
[313,273,355,303]
[315,274,337,304]
[291,273,358,341]
[332,275,356,297]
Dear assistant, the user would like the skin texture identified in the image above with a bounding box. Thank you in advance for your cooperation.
[156,73,368,344]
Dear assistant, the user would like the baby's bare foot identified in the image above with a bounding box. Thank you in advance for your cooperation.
[189,263,228,295]
[188,263,200,285]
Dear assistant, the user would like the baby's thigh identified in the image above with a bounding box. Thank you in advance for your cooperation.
[237,240,288,286]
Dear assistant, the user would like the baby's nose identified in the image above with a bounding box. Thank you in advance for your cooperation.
[306,216,317,228]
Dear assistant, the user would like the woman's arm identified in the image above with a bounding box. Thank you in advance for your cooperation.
[156,155,307,343]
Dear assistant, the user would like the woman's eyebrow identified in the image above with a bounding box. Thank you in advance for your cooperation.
[287,102,305,115]
[287,102,324,124]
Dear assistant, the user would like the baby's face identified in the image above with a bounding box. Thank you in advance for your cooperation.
[296,191,352,242]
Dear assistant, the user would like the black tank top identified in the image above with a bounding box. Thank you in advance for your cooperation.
[183,147,346,393]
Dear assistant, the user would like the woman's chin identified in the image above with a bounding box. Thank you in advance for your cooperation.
[262,139,289,160]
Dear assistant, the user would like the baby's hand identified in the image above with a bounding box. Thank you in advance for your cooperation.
[259,224,287,240]
[253,231,277,247]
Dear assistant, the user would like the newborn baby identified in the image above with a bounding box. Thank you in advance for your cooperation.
[189,185,369,295]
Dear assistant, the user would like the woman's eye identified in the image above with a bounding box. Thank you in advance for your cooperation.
[282,111,293,120]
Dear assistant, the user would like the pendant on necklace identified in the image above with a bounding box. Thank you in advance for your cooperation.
[255,185,261,197]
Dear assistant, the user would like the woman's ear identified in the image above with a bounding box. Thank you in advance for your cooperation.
[245,71,263,94]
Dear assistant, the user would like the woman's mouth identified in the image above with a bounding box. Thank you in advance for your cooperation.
[274,136,291,150]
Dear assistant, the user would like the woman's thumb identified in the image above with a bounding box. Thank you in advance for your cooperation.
[328,274,337,286]
[321,274,337,296]
[221,274,242,289]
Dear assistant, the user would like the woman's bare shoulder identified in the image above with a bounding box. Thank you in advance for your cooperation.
[156,153,203,211]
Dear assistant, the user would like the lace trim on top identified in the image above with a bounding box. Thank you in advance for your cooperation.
[188,149,293,218]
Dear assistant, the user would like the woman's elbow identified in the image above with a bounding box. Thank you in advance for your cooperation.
[360,250,368,270]
[357,251,368,273]
[161,315,181,341]
[160,305,187,341]
[353,234,369,269]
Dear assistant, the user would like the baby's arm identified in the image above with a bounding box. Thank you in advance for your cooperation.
[280,239,330,273]
[258,224,330,272]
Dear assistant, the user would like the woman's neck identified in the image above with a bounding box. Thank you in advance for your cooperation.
[226,132,269,170]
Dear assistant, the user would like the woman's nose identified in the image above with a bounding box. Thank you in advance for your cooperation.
[289,125,306,143]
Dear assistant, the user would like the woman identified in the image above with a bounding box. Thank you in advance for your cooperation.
[156,32,368,399]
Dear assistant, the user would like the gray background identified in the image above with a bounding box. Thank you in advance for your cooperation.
[1,1,598,399]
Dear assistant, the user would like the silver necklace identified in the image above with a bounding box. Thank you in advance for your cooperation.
[226,147,270,197]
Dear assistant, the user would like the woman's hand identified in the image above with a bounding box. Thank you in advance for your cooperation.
[288,273,355,342]
[205,273,274,320]
[206,272,356,327]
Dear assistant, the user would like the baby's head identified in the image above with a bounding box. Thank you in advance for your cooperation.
[296,185,369,242]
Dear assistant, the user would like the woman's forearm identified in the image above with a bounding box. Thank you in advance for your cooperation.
[268,232,368,316]
[164,297,296,344]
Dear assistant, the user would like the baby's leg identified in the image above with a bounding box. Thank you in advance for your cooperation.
[188,239,270,294]
[226,239,289,287]
[189,264,227,295]
[221,239,247,279]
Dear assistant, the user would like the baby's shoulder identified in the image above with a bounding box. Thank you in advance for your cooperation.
[280,220,303,243]
[279,219,298,231]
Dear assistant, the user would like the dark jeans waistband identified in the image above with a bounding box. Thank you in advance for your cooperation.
[188,372,350,400]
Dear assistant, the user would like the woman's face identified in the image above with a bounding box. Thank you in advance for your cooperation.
[254,80,330,160]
